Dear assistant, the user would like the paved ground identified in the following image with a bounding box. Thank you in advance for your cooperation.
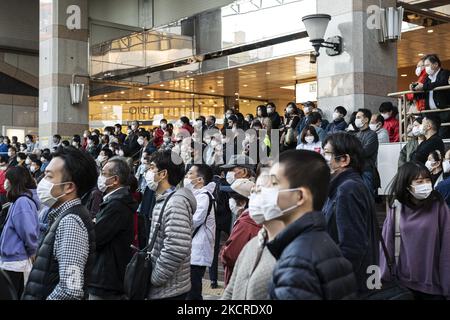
[203,279,225,300]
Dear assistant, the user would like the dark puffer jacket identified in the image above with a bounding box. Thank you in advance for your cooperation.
[268,211,357,300]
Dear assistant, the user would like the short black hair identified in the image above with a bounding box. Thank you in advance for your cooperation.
[9,146,17,153]
[28,154,38,162]
[25,134,34,142]
[257,105,268,118]
[208,115,216,123]
[72,134,81,143]
[278,150,330,211]
[379,101,394,113]
[358,108,372,121]
[424,116,441,132]
[193,164,213,185]
[61,140,70,147]
[266,102,276,109]
[424,54,442,67]
[88,135,100,145]
[374,114,385,126]
[115,123,122,130]
[53,146,98,198]
[32,159,42,168]
[388,161,442,209]
[323,132,365,173]
[335,106,347,117]
[180,116,190,125]
[308,112,322,125]
[106,156,131,185]
[17,152,27,161]
[101,147,114,159]
[160,119,168,124]
[53,134,61,141]
[149,150,185,187]
[138,130,151,141]
[429,149,443,162]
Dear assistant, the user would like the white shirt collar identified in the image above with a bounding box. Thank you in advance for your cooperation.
[103,186,125,202]
[428,68,441,82]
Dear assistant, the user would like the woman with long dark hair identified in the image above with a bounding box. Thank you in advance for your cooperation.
[381,162,450,300]
[0,166,40,297]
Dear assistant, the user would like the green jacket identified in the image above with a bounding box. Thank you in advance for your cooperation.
[398,139,419,167]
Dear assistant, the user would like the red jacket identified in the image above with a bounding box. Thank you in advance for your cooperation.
[182,124,194,135]
[0,170,6,195]
[383,117,399,143]
[406,69,427,112]
[220,209,262,286]
[153,128,165,148]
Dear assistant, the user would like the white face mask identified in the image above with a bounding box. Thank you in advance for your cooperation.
[4,179,10,192]
[30,165,37,173]
[25,158,31,165]
[381,113,390,120]
[305,136,315,144]
[412,126,421,137]
[355,118,365,129]
[163,137,171,143]
[7,152,12,157]
[304,107,310,114]
[184,177,201,190]
[409,183,433,200]
[97,155,106,164]
[97,175,115,193]
[332,112,341,121]
[229,198,243,216]
[248,192,265,224]
[226,171,236,185]
[425,66,435,76]
[416,66,423,77]
[137,138,144,146]
[443,160,450,173]
[118,150,125,157]
[369,124,379,132]
[260,187,300,221]
[72,141,79,147]
[425,160,437,172]
[145,170,160,191]
[161,123,167,130]
[37,178,69,208]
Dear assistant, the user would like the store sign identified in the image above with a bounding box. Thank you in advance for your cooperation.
[66,5,81,30]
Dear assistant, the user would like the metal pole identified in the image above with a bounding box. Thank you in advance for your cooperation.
[398,96,403,142]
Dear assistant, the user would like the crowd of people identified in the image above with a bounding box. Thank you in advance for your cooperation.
[0,52,450,301]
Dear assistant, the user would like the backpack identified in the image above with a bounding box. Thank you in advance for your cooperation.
[193,192,216,238]
[212,175,232,234]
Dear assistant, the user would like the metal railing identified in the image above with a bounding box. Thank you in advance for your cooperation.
[387,84,450,142]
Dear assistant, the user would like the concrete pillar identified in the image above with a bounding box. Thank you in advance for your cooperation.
[39,0,89,146]
[316,0,397,119]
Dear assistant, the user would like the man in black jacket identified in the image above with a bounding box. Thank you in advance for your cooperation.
[266,150,357,300]
[88,157,137,300]
[411,116,445,165]
[124,120,141,159]
[267,102,281,130]
[413,54,450,138]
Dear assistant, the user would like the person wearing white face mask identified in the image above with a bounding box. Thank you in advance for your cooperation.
[220,155,256,187]
[381,162,450,300]
[425,150,444,187]
[411,116,445,165]
[96,148,113,169]
[412,54,450,139]
[22,147,98,300]
[153,119,168,149]
[436,149,450,208]
[326,106,348,134]
[219,178,258,286]
[369,114,389,143]
[322,133,379,295]
[143,150,196,300]
[399,117,424,167]
[296,126,322,153]
[222,167,282,300]
[258,150,357,300]
[355,109,380,196]
[7,147,18,168]
[183,165,216,300]
[88,157,137,300]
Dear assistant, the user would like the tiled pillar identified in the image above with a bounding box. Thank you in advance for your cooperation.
[39,0,89,146]
[316,0,398,118]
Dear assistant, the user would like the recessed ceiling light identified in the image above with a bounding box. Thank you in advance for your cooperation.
[160,84,164,87]
[138,88,143,91]
[103,94,108,98]
[238,68,243,71]
[243,84,248,87]
[103,106,108,110]
[211,90,215,93]
[154,100,159,103]
[181,100,186,103]
[120,91,125,94]
[258,95,262,98]
[217,81,222,84]
[191,93,195,96]
[235,92,239,95]
[165,91,170,93]
[428,29,434,33]
[418,53,424,57]
[126,101,131,104]
[100,101,104,104]
[266,72,271,75]
[147,94,151,97]
[401,74,408,77]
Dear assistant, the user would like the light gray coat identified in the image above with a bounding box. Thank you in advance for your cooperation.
[147,188,197,300]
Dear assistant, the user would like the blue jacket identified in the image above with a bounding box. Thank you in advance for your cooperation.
[0,189,41,262]
[268,211,357,300]
[326,118,348,134]
[436,177,450,208]
[322,169,379,293]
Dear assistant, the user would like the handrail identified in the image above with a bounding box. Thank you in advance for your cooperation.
[388,84,450,97]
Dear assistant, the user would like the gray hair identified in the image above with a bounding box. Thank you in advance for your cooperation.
[106,156,131,185]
